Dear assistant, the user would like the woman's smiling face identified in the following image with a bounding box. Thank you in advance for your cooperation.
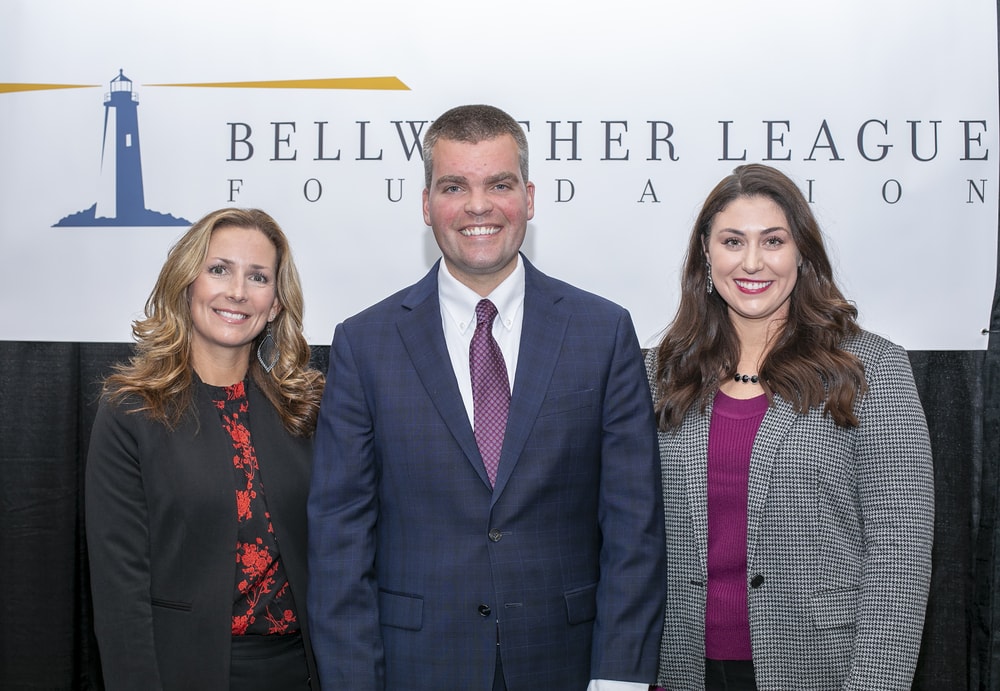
[188,225,280,365]
[705,194,801,329]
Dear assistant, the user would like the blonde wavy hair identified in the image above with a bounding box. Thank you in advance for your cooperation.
[103,208,324,437]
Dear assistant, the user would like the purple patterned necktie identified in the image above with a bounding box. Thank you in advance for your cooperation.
[469,299,510,486]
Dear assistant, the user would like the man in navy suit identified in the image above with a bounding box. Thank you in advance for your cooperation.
[307,104,665,691]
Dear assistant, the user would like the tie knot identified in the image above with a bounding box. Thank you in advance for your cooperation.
[475,299,498,327]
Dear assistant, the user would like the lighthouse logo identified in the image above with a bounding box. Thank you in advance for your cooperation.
[54,70,190,227]
[0,69,410,227]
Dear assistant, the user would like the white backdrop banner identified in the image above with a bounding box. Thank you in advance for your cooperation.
[1,0,997,349]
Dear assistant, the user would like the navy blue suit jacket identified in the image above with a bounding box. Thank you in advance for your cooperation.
[307,257,664,690]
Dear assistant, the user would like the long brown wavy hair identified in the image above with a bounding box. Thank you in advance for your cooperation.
[654,164,866,431]
[103,208,324,437]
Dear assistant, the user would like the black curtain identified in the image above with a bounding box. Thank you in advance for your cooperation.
[0,343,332,690]
[0,342,994,690]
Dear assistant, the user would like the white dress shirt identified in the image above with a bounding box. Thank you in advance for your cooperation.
[438,257,524,424]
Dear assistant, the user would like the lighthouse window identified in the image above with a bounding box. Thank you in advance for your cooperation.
[125,134,132,147]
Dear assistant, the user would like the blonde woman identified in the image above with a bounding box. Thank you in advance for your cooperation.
[86,208,324,690]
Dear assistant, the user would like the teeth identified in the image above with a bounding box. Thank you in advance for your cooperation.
[735,280,770,290]
[460,226,500,237]
[216,310,248,320]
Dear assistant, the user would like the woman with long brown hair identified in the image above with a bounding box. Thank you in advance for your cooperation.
[86,208,324,690]
[648,165,934,690]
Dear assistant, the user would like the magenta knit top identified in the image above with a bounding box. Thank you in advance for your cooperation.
[704,390,768,660]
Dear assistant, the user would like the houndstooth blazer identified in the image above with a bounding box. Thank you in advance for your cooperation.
[645,329,934,691]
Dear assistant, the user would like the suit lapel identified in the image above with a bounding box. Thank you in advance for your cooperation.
[491,261,569,501]
[247,382,307,513]
[397,263,490,487]
[746,394,796,566]
[682,403,712,572]
[685,391,795,577]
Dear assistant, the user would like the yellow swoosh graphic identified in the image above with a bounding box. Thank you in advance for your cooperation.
[0,83,99,93]
[145,77,410,90]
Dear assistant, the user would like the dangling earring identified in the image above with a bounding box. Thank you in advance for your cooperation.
[706,262,714,294]
[257,320,279,373]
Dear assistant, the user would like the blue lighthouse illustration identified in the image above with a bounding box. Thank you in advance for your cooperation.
[55,69,189,227]
[98,69,145,220]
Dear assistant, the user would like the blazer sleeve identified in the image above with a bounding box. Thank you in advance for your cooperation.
[590,311,666,683]
[849,340,935,689]
[85,399,164,690]
[307,322,383,691]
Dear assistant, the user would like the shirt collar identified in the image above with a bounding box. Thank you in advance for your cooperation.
[438,255,525,335]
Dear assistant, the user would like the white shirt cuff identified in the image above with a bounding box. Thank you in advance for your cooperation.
[587,680,650,691]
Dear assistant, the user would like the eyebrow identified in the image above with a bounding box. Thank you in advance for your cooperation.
[434,172,519,187]
[435,174,467,187]
[484,172,519,186]
[717,226,788,235]
[207,256,275,271]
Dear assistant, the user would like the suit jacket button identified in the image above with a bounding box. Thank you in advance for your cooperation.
[478,604,492,617]
[488,529,503,542]
[750,574,765,589]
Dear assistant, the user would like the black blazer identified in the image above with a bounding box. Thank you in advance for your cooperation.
[86,378,318,690]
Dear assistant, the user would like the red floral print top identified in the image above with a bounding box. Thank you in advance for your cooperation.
[210,380,300,636]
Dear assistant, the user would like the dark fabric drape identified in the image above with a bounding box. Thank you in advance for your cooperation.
[0,342,989,690]
[910,351,982,688]
[974,323,1000,691]
[0,343,330,690]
